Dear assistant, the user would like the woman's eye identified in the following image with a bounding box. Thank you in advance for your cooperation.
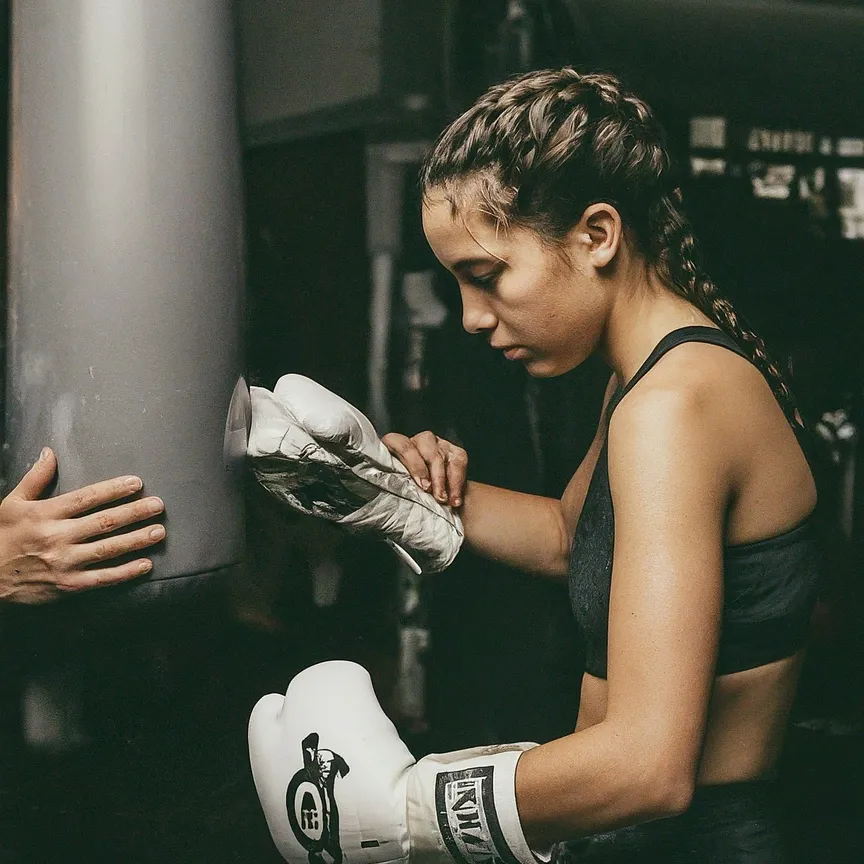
[470,270,499,289]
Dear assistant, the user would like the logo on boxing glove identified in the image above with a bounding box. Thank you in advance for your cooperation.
[436,766,521,864]
[286,733,350,864]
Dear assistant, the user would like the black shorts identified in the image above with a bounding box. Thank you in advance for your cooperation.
[553,781,787,863]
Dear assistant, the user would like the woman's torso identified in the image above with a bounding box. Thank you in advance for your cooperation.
[565,326,819,786]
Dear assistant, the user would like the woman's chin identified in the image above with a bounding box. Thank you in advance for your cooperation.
[525,355,587,378]
[523,356,560,378]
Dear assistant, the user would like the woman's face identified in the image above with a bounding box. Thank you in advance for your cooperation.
[422,191,610,377]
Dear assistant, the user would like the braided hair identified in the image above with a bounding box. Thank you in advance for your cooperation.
[420,68,802,427]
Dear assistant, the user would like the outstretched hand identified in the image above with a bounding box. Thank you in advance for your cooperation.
[0,448,165,604]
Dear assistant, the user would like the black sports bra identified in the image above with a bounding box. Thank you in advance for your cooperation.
[568,326,822,678]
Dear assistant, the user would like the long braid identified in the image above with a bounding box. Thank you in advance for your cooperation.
[651,195,803,427]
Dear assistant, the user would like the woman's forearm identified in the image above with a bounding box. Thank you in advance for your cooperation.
[516,722,694,845]
[458,480,571,579]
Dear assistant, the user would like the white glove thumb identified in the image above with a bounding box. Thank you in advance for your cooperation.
[249,661,415,864]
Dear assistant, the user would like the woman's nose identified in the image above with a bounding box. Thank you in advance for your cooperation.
[460,287,497,334]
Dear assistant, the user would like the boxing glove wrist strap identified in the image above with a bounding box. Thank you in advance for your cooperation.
[407,744,552,864]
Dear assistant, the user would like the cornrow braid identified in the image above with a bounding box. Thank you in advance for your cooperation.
[420,67,803,428]
[650,195,803,427]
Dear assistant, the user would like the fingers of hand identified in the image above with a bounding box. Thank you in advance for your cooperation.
[65,524,165,569]
[378,431,466,506]
[50,475,146,518]
[443,446,468,507]
[381,433,433,491]
[56,559,153,594]
[412,432,453,503]
[8,447,57,501]
[66,496,164,542]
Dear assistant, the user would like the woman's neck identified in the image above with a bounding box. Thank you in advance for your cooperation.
[600,267,717,385]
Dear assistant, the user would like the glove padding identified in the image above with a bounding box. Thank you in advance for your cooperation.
[248,661,550,864]
[247,374,464,574]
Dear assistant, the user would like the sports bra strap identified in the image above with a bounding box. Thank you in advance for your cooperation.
[615,326,750,408]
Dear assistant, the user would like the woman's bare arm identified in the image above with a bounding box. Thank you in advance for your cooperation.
[382,373,617,579]
[515,382,730,842]
[456,480,571,577]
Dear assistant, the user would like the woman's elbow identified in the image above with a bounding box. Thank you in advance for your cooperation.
[655,774,696,818]
[640,763,696,820]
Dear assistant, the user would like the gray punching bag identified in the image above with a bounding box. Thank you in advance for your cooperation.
[4,0,247,601]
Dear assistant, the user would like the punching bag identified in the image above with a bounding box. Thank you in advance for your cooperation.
[4,0,247,599]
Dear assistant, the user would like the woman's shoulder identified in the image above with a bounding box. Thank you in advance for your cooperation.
[606,339,811,521]
[606,340,782,477]
[612,338,773,431]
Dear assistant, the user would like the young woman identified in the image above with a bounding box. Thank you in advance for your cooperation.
[382,68,821,862]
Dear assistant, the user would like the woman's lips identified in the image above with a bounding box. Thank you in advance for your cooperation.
[503,346,529,360]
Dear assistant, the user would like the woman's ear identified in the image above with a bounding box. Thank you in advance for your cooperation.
[574,202,623,269]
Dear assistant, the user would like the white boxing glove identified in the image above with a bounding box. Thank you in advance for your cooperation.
[248,661,551,864]
[247,375,464,574]
[248,661,414,864]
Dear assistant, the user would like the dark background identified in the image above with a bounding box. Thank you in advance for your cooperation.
[1,1,863,861]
